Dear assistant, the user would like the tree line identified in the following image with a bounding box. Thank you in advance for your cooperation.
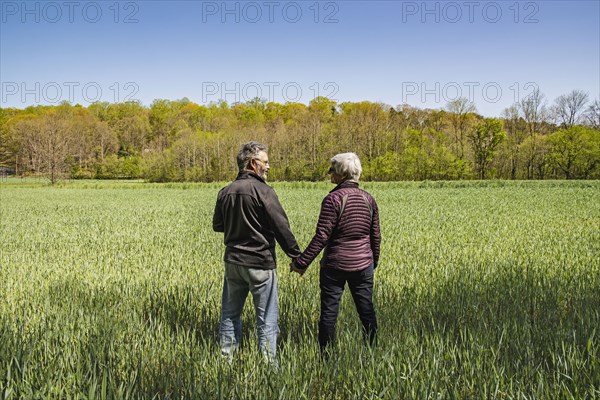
[1,89,599,183]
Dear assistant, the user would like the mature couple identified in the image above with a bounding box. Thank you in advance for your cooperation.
[212,141,381,362]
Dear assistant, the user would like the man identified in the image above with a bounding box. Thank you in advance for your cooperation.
[213,141,301,363]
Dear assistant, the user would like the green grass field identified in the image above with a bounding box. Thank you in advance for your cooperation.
[1,179,599,399]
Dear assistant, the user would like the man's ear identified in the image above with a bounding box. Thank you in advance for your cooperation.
[248,159,257,173]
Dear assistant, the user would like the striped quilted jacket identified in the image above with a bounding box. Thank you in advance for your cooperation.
[295,180,380,272]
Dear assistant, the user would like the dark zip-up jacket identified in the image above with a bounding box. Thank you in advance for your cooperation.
[213,171,301,269]
[294,180,380,272]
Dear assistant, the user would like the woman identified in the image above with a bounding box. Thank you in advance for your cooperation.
[291,152,381,351]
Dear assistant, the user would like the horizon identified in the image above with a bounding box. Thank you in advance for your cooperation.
[0,94,593,123]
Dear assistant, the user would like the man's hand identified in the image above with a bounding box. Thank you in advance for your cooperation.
[290,261,306,276]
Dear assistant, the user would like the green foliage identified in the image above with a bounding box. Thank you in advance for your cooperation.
[94,155,142,179]
[367,151,401,181]
[548,126,600,179]
[468,118,506,179]
[2,95,600,182]
[140,151,177,183]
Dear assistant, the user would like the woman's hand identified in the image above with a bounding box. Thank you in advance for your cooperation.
[290,260,307,276]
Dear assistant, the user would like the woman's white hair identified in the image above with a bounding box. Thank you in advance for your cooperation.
[330,152,362,181]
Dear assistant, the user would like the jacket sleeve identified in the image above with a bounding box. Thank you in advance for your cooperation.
[263,188,301,259]
[212,190,224,232]
[370,198,381,268]
[294,194,338,269]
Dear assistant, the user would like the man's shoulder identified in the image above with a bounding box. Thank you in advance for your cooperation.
[221,175,273,197]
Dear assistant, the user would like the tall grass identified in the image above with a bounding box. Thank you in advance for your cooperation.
[1,180,598,398]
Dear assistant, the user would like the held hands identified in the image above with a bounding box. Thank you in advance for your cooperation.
[289,260,307,276]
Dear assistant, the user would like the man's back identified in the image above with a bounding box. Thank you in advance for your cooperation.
[213,171,300,268]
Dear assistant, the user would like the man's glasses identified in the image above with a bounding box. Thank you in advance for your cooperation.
[254,159,270,166]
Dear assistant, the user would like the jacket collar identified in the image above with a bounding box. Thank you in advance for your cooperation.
[237,170,266,183]
[330,179,359,193]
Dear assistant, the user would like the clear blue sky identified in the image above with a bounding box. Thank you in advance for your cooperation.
[1,0,599,116]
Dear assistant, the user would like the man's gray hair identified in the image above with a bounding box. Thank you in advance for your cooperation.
[330,152,362,181]
[237,141,267,171]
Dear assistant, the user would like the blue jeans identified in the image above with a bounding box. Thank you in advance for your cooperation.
[319,264,377,350]
[219,262,279,361]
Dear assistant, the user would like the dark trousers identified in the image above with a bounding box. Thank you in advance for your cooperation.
[319,264,377,350]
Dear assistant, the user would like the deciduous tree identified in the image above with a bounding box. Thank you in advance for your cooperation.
[468,118,505,179]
